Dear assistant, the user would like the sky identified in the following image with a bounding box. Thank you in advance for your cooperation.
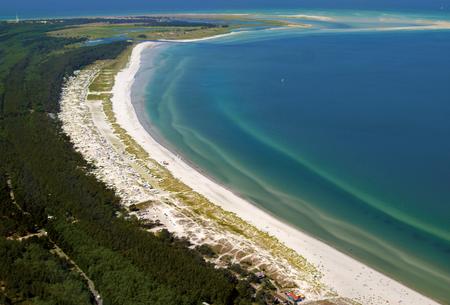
[1,0,450,18]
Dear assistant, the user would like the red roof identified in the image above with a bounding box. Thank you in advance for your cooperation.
[286,291,305,302]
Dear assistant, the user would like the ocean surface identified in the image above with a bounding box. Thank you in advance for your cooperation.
[133,11,450,303]
[1,0,449,20]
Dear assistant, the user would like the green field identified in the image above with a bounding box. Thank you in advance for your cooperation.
[49,23,232,40]
[47,15,306,41]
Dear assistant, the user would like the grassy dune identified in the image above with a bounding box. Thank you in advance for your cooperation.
[87,44,326,294]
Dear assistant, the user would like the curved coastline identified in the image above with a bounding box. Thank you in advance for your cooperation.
[111,41,441,305]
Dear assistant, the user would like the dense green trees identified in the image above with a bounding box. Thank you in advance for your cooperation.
[0,238,93,305]
[0,171,34,237]
[0,21,256,305]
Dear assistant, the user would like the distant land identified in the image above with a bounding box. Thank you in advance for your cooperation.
[1,0,450,19]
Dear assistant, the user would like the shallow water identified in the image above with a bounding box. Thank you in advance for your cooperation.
[136,12,450,303]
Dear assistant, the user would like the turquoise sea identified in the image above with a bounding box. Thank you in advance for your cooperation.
[132,11,450,303]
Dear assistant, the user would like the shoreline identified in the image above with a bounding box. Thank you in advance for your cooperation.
[110,41,441,305]
[157,31,240,42]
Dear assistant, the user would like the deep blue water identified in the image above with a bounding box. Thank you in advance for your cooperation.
[135,17,450,303]
[2,0,450,20]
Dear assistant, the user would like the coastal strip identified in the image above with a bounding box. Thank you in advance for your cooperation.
[112,42,441,305]
[60,47,334,303]
[60,40,441,305]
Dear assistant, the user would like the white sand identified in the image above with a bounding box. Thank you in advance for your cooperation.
[111,41,441,305]
[61,64,327,299]
[279,14,335,21]
[158,31,239,42]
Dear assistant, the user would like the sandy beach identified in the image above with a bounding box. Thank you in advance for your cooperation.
[157,31,239,42]
[57,37,444,305]
[107,41,442,305]
[278,14,335,21]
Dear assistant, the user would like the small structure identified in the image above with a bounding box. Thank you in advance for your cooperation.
[285,290,305,304]
[255,271,265,279]
[275,289,306,304]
